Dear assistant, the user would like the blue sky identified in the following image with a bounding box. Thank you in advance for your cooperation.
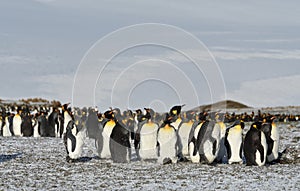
[1,0,300,111]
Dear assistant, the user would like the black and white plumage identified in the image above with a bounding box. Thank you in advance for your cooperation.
[157,114,178,164]
[98,110,115,159]
[243,122,267,166]
[260,117,280,163]
[134,108,159,161]
[224,120,244,164]
[21,113,33,137]
[63,119,86,162]
[177,111,195,161]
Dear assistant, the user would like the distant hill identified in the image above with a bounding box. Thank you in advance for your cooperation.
[193,100,251,112]
[0,98,61,107]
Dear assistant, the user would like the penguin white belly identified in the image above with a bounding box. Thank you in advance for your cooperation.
[189,123,203,163]
[178,122,193,156]
[216,122,227,163]
[189,142,200,163]
[63,112,72,134]
[157,128,177,164]
[203,140,215,163]
[139,123,159,160]
[227,130,243,164]
[100,121,115,159]
[171,118,182,131]
[13,115,22,136]
[69,129,86,159]
[2,118,12,137]
[255,133,267,166]
[268,124,280,161]
[33,122,40,138]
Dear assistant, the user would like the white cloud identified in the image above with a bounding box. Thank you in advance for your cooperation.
[227,75,300,107]
[212,48,300,60]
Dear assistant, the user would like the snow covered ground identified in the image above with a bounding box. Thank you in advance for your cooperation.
[0,122,299,190]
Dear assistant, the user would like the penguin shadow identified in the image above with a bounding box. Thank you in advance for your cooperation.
[0,153,22,163]
[66,156,98,163]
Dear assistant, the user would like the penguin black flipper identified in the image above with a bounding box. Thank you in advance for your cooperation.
[157,141,160,157]
[195,121,209,155]
[224,128,232,160]
[69,133,77,152]
[63,133,69,154]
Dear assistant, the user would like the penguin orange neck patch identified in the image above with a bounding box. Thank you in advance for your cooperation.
[106,120,116,128]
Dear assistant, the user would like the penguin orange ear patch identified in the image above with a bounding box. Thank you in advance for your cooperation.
[172,110,177,115]
[253,124,257,128]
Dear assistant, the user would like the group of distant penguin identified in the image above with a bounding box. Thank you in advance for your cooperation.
[0,104,74,138]
[60,104,281,166]
[0,103,281,166]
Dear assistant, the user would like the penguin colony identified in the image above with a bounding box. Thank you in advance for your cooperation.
[0,103,292,165]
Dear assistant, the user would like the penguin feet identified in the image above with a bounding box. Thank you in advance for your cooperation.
[178,156,189,163]
[163,158,172,165]
[66,156,77,163]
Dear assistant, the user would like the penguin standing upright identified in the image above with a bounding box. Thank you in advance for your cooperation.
[215,113,227,163]
[260,116,280,163]
[225,119,244,164]
[32,116,40,138]
[188,111,207,163]
[12,108,23,136]
[21,112,33,137]
[243,122,267,166]
[195,118,221,164]
[86,107,101,140]
[2,114,12,137]
[157,113,178,164]
[98,109,116,159]
[134,108,159,161]
[48,108,60,137]
[109,108,131,163]
[177,110,195,161]
[63,116,86,162]
[38,112,48,137]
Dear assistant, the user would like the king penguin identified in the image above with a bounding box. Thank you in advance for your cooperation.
[243,122,267,166]
[48,108,60,137]
[261,116,280,163]
[134,108,159,161]
[98,109,116,159]
[215,113,227,163]
[177,110,195,161]
[2,114,12,137]
[63,114,86,162]
[225,119,244,164]
[188,111,207,163]
[21,112,33,137]
[157,113,178,164]
[12,108,23,136]
[109,108,131,163]
[195,117,221,164]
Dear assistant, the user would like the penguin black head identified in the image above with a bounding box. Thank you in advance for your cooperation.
[231,119,245,129]
[185,110,195,120]
[144,108,155,119]
[251,121,262,130]
[62,103,70,111]
[198,111,208,121]
[163,113,174,125]
[104,109,114,120]
[169,104,185,116]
